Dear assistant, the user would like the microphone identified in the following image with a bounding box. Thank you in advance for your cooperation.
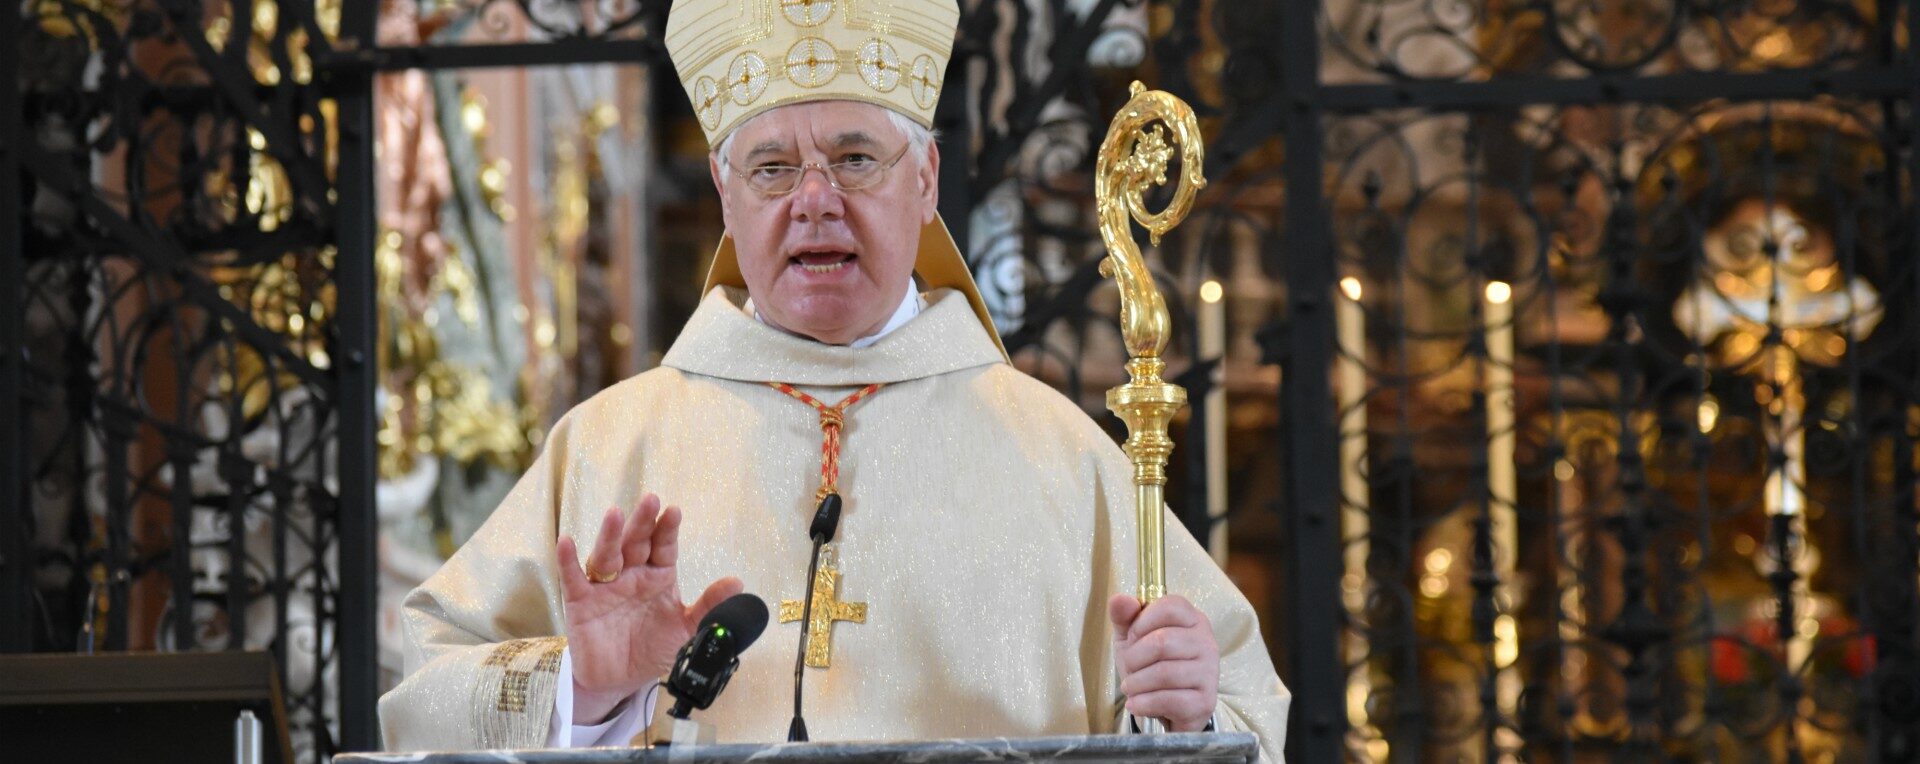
[665,593,770,720]
[788,492,842,742]
[810,492,842,544]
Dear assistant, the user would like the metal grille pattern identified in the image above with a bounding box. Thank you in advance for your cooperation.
[1,0,380,755]
[1297,2,1920,760]
[11,1,1920,761]
[1322,0,1886,82]
[948,0,1289,546]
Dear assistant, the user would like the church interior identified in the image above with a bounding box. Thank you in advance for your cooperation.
[6,0,1920,761]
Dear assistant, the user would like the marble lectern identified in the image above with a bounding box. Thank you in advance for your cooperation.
[335,732,1258,763]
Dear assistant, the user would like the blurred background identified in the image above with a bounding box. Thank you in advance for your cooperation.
[6,0,1920,761]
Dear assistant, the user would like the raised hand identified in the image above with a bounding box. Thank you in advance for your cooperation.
[1108,593,1220,732]
[556,494,743,725]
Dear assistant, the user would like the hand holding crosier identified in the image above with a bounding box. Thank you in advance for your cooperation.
[1108,593,1220,733]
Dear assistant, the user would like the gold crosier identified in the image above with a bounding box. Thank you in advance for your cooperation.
[1097,82,1206,606]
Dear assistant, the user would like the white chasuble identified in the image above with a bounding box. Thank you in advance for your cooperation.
[377,286,1291,759]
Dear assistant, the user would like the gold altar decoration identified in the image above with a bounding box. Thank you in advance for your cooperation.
[374,231,535,481]
[367,66,541,485]
[1673,200,1883,682]
[1096,82,1206,606]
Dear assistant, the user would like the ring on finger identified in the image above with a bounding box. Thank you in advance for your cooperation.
[585,564,619,584]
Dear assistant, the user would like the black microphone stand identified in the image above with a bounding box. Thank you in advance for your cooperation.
[788,492,841,742]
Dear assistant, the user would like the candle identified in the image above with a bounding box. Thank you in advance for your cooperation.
[1199,278,1229,567]
[1484,281,1517,591]
[1485,280,1521,733]
[1337,277,1368,582]
[1335,276,1373,736]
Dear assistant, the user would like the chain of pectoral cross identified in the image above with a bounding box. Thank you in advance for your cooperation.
[768,382,884,667]
[768,382,884,500]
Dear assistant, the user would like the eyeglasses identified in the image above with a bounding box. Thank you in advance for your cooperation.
[728,142,913,196]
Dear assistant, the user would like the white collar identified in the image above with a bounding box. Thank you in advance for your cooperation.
[744,283,924,348]
[664,286,1004,385]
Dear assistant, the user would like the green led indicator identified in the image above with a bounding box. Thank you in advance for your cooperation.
[715,626,728,638]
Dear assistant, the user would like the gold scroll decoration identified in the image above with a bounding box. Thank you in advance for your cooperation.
[1097,82,1207,605]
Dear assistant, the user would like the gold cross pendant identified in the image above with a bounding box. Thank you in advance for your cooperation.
[778,544,868,668]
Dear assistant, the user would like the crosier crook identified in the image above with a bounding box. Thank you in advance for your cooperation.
[1095,81,1206,609]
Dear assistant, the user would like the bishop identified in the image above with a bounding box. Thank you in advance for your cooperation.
[376,0,1291,759]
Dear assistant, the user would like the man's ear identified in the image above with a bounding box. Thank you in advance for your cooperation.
[709,152,734,228]
[919,141,941,225]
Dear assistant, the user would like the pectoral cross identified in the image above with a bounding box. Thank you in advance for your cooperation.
[778,544,867,668]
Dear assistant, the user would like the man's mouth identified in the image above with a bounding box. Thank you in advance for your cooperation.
[790,250,857,275]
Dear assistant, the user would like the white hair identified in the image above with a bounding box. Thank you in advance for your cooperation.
[714,107,936,181]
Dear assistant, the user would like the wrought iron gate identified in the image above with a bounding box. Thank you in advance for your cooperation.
[1278,1,1920,761]
[11,0,1920,761]
[2,0,380,756]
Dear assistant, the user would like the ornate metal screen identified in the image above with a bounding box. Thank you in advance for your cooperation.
[1284,1,1920,761]
[1,0,381,757]
[919,1,1920,760]
[11,0,1920,761]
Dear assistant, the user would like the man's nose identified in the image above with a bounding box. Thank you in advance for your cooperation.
[788,166,846,221]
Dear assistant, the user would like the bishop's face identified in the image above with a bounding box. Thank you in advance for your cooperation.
[711,101,939,345]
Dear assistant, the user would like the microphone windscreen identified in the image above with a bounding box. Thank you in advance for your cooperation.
[809,493,843,543]
[700,593,770,650]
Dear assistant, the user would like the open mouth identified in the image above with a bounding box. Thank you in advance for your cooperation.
[790,251,857,275]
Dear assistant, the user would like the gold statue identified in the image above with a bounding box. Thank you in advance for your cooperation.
[1097,82,1206,605]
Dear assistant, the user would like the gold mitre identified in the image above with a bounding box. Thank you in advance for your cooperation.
[667,0,1006,358]
[665,0,957,143]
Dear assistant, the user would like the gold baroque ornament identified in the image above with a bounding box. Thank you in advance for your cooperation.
[785,37,840,88]
[907,54,939,109]
[781,0,834,27]
[1096,81,1206,607]
[727,52,770,105]
[693,76,723,129]
[857,38,901,91]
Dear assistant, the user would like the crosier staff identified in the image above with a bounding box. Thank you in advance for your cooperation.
[1096,81,1207,682]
